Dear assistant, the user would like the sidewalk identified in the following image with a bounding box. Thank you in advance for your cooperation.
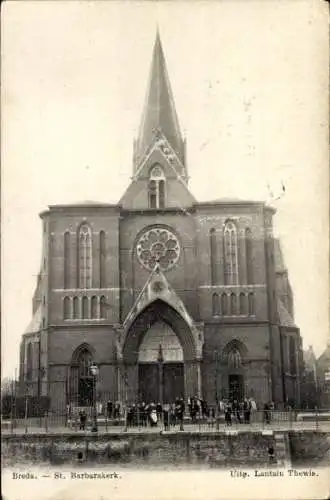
[3,420,330,436]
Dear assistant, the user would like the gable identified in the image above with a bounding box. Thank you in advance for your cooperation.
[119,144,196,209]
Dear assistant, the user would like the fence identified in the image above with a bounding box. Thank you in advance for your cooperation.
[2,408,330,435]
[2,379,330,434]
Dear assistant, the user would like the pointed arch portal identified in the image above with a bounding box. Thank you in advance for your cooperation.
[121,299,199,404]
[69,343,95,406]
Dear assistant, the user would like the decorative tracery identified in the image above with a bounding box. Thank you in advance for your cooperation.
[136,227,180,271]
[148,164,166,209]
[224,221,239,285]
[78,224,92,289]
[228,349,242,370]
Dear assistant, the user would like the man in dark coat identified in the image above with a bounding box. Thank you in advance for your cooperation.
[107,400,113,419]
[163,403,170,431]
[79,410,87,430]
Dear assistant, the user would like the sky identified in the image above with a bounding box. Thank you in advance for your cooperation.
[1,0,329,379]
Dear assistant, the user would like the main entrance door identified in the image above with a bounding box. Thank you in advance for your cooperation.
[138,362,184,403]
[163,363,184,402]
[138,364,159,403]
[228,374,244,401]
[138,320,184,404]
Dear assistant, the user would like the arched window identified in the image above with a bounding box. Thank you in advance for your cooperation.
[210,228,217,285]
[248,292,255,315]
[77,224,92,289]
[82,296,89,320]
[26,343,33,380]
[230,293,237,315]
[63,296,71,320]
[245,228,253,284]
[73,296,79,319]
[221,293,228,316]
[100,296,107,319]
[99,231,106,289]
[64,231,70,289]
[228,349,242,370]
[224,221,239,285]
[212,293,220,316]
[148,165,166,209]
[91,296,98,319]
[70,347,94,406]
[239,292,247,315]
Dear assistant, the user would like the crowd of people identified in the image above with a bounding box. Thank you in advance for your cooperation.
[124,399,186,429]
[219,397,258,426]
[73,396,278,430]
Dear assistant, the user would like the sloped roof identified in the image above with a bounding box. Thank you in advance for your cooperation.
[277,298,296,328]
[303,346,316,367]
[50,200,115,207]
[24,304,42,334]
[274,238,286,272]
[196,198,267,206]
[317,343,330,367]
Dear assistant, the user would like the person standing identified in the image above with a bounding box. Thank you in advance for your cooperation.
[156,402,162,422]
[249,397,257,423]
[243,398,251,424]
[79,410,87,431]
[224,402,232,426]
[177,398,185,430]
[232,399,241,424]
[107,400,113,419]
[263,403,270,424]
[163,402,170,431]
[170,402,176,426]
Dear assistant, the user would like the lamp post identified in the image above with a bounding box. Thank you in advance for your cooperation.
[157,344,164,406]
[90,363,99,433]
[215,351,221,431]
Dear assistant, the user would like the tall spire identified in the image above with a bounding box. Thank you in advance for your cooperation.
[134,30,185,170]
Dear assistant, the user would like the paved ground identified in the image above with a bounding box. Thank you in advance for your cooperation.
[2,420,330,435]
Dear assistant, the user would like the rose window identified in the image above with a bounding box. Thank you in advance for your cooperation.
[136,228,180,271]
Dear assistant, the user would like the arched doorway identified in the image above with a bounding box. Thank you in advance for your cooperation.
[69,344,94,406]
[222,340,247,402]
[138,320,184,403]
[228,348,244,402]
[122,299,198,404]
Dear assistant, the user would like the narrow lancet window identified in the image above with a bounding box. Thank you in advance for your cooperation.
[212,293,220,316]
[245,228,253,284]
[210,228,217,285]
[78,224,92,289]
[224,221,239,285]
[148,165,166,209]
[64,231,71,289]
[99,231,106,289]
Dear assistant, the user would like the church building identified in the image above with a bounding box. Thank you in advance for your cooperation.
[19,32,303,412]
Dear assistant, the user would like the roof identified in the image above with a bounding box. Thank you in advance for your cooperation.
[135,31,185,170]
[317,343,330,368]
[196,198,266,206]
[274,238,286,272]
[277,298,296,328]
[24,304,42,334]
[303,346,316,367]
[49,200,117,207]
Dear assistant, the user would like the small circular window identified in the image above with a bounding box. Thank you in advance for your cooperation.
[136,227,180,272]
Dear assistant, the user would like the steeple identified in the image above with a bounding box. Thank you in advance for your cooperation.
[134,30,185,173]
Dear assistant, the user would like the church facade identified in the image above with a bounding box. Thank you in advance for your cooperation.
[19,33,303,412]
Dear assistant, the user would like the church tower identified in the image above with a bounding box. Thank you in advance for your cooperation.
[120,31,195,209]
